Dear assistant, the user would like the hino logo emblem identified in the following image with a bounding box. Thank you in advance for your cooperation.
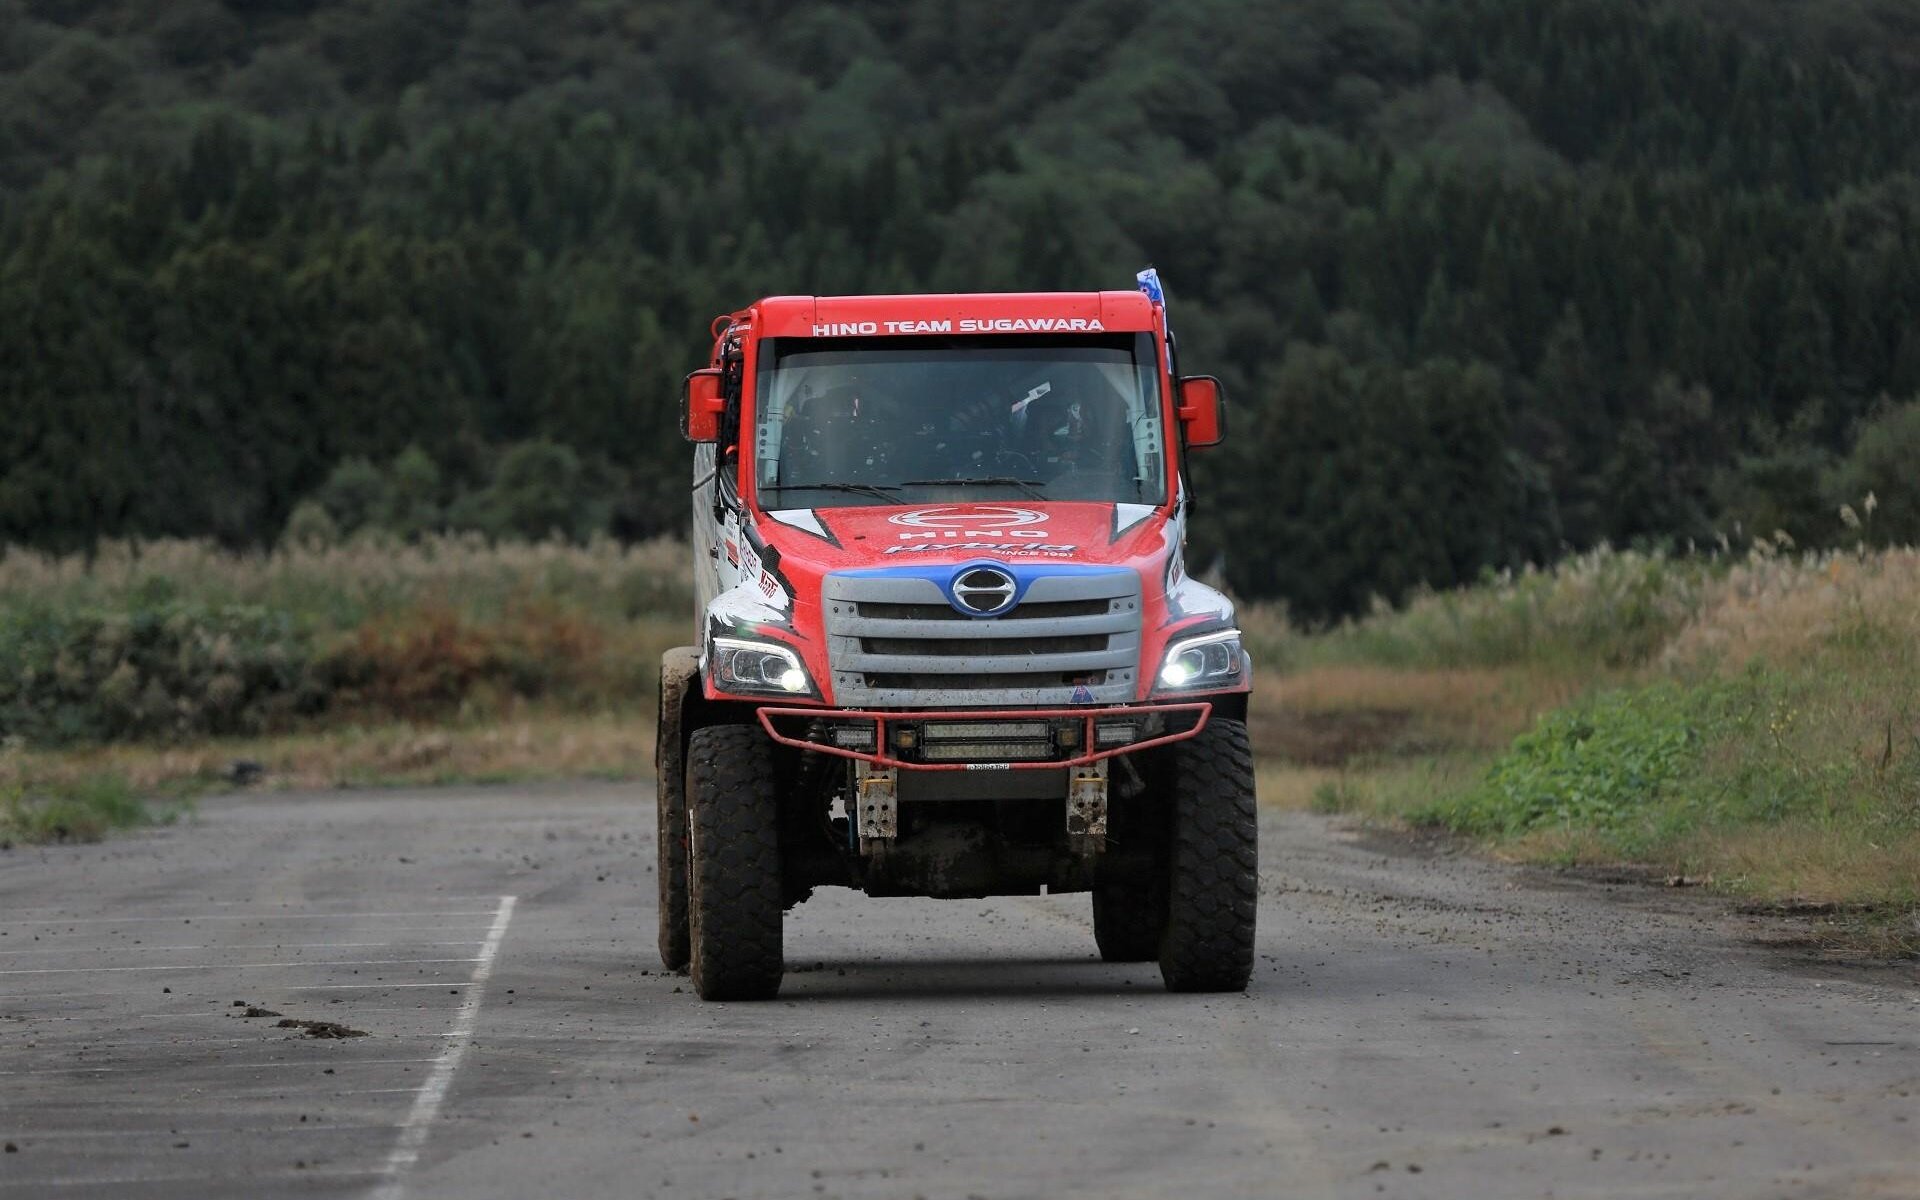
[891,506,1049,540]
[950,566,1018,615]
[891,506,1045,530]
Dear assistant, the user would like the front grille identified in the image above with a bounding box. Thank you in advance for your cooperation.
[864,671,1092,692]
[855,598,1112,622]
[824,569,1142,707]
[862,634,1107,657]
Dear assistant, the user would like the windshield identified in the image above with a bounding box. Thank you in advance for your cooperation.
[752,334,1167,508]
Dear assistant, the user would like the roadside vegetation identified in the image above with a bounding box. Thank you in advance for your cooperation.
[0,534,687,744]
[7,529,1913,957]
[1249,532,1920,957]
[0,763,184,846]
[0,534,683,808]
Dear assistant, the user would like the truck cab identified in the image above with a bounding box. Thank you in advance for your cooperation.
[657,280,1257,999]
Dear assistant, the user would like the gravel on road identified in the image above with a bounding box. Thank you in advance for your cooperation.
[0,782,1913,1199]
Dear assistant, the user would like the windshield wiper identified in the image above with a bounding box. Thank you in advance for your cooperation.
[771,481,903,502]
[898,477,1049,500]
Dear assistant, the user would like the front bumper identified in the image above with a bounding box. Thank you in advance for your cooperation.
[755,702,1212,772]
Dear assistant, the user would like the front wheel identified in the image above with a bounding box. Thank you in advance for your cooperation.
[686,725,784,1000]
[1157,718,1258,993]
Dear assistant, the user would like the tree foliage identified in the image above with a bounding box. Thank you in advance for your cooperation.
[5,0,1920,617]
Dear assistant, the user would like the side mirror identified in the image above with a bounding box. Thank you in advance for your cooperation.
[682,369,725,442]
[1176,375,1225,447]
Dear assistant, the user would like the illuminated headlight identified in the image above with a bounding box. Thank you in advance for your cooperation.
[1157,629,1244,690]
[711,637,812,696]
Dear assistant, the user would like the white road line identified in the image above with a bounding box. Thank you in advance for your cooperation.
[0,958,484,975]
[0,941,485,956]
[0,910,499,926]
[371,893,516,1200]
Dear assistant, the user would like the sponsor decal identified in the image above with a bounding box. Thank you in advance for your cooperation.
[963,762,1014,771]
[736,528,792,611]
[810,317,1105,336]
[890,506,1045,530]
[883,542,1077,558]
[890,506,1048,540]
[885,510,1074,556]
[957,317,1104,333]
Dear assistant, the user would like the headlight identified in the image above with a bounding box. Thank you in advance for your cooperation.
[1157,629,1244,690]
[711,637,813,696]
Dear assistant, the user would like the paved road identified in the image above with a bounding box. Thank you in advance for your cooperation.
[0,782,1914,1199]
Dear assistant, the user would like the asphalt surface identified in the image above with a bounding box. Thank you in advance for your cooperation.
[0,781,1914,1199]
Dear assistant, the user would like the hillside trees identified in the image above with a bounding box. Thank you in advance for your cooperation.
[3,0,1920,617]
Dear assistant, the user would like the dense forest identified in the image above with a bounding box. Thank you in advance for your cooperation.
[4,0,1920,618]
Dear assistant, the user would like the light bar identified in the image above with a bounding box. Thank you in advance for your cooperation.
[830,724,877,750]
[921,721,1051,742]
[920,740,1056,762]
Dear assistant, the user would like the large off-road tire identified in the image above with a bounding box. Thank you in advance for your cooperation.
[655,650,699,973]
[686,725,784,1000]
[1091,880,1165,962]
[655,732,690,972]
[1157,718,1258,993]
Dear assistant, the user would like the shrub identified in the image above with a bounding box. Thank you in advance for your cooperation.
[1298,546,1716,672]
[0,598,320,745]
[282,499,341,550]
[315,456,387,535]
[1,772,162,844]
[315,600,632,720]
[1826,399,1920,546]
[474,439,591,541]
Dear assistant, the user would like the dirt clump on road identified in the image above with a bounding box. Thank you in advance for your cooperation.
[277,1018,367,1039]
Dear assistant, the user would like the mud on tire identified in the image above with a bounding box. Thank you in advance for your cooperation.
[655,712,690,973]
[1157,718,1257,993]
[686,725,784,1000]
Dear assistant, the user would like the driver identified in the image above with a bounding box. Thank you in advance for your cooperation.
[782,383,878,483]
[1025,380,1126,479]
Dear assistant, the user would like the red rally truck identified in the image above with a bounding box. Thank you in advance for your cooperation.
[656,274,1256,1000]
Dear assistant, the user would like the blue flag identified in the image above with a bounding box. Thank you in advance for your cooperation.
[1135,267,1164,303]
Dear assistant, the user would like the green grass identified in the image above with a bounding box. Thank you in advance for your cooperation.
[1,772,183,845]
[1257,545,1920,954]
[1413,682,1719,843]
